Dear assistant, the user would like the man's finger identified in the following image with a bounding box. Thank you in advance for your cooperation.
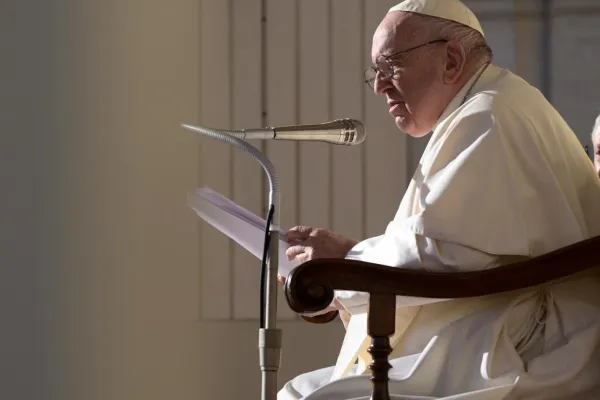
[295,253,310,265]
[285,226,313,242]
[286,245,306,261]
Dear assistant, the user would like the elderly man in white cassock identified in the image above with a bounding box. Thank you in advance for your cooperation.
[278,0,600,399]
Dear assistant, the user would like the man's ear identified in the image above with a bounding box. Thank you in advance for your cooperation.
[443,40,466,84]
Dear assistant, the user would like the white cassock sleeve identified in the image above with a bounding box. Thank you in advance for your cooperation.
[338,232,499,310]
[335,97,560,312]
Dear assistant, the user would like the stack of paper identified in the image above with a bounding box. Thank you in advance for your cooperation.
[188,187,296,277]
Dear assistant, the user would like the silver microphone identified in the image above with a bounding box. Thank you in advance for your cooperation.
[181,118,366,146]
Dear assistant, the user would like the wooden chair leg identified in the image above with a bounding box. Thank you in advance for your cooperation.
[367,293,396,400]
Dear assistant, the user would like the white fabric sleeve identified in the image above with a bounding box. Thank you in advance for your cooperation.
[336,227,499,313]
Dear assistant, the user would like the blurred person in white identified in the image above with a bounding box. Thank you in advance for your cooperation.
[278,0,600,399]
[592,115,600,178]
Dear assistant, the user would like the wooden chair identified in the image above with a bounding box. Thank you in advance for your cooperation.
[284,235,600,400]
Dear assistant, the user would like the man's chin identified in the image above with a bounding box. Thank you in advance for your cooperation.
[394,117,430,138]
[394,117,417,137]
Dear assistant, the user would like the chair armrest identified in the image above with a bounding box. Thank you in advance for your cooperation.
[285,235,600,315]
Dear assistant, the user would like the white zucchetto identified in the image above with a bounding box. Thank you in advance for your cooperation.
[389,0,484,36]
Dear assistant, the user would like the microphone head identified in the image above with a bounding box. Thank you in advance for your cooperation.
[342,119,366,145]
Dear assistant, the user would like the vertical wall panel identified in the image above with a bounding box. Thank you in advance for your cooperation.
[514,0,542,89]
[551,0,600,146]
[231,0,263,319]
[331,0,365,241]
[266,0,299,320]
[364,0,407,238]
[199,0,232,320]
[299,0,332,230]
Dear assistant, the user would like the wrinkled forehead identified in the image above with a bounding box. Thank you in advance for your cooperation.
[371,11,426,62]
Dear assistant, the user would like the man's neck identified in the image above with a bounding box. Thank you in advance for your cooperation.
[431,59,491,132]
[452,58,489,99]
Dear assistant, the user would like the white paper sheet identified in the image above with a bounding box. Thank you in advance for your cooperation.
[188,187,296,277]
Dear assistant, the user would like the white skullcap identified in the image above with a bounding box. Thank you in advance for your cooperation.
[388,0,484,36]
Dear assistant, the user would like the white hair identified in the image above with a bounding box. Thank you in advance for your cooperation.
[410,14,493,68]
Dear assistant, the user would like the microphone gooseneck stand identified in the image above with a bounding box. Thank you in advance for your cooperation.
[183,124,281,400]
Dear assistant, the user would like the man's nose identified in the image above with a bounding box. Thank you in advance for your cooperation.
[373,71,392,95]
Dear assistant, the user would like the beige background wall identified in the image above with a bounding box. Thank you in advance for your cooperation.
[2,1,598,399]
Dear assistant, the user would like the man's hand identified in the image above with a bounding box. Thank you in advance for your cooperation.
[277,226,358,317]
[276,226,358,284]
[284,226,359,265]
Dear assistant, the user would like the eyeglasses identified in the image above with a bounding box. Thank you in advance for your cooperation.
[364,39,448,90]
